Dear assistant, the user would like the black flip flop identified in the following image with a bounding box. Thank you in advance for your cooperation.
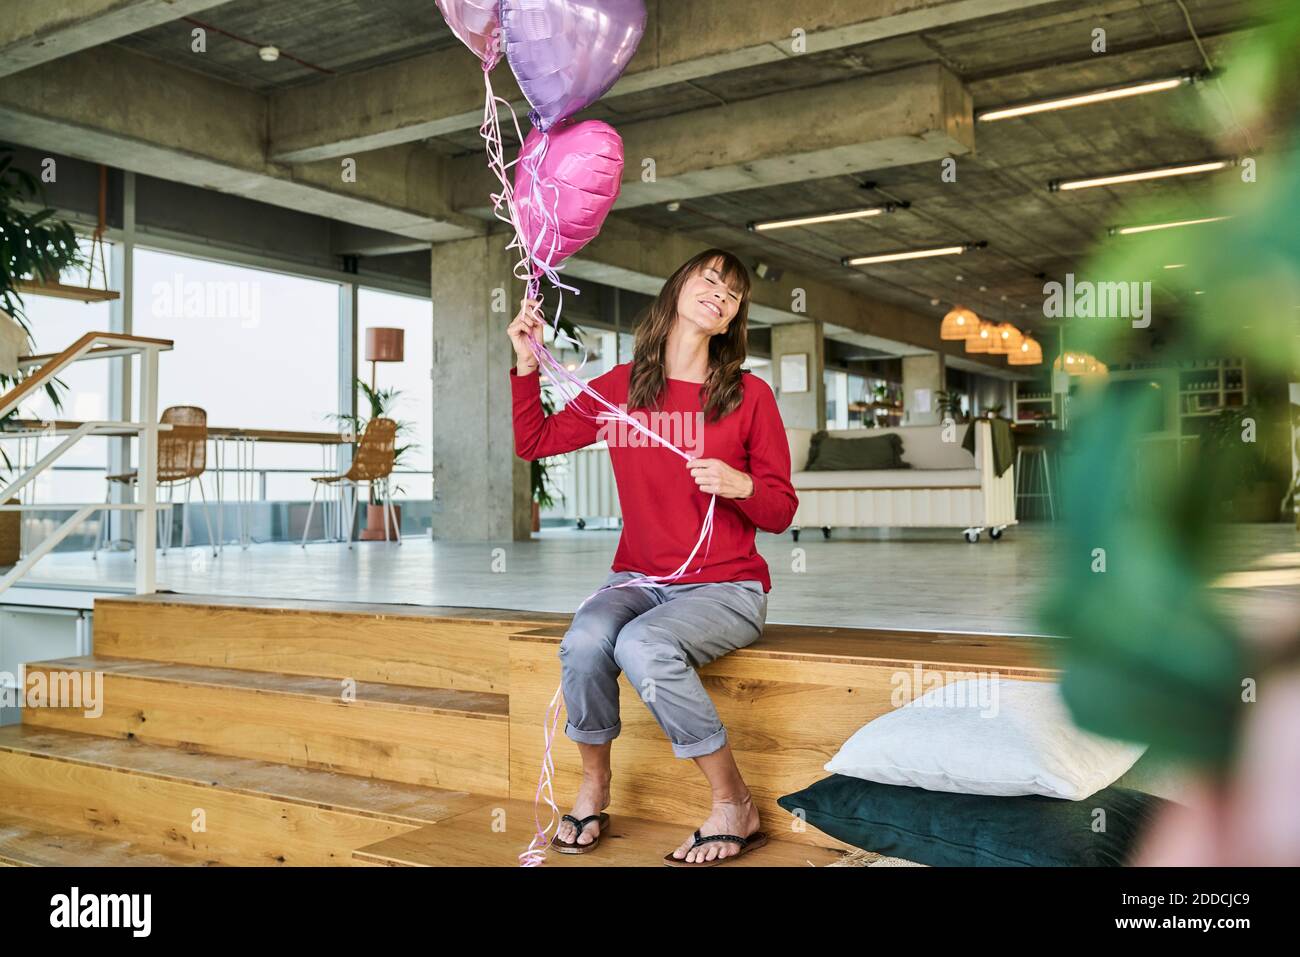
[664,829,769,866]
[550,812,610,854]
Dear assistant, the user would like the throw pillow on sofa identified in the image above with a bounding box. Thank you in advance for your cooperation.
[777,775,1168,866]
[806,431,908,471]
[824,677,1147,800]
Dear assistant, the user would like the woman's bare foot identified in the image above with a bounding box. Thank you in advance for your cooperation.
[669,790,761,863]
[555,772,611,847]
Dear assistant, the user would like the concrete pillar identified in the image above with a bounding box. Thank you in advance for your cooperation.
[902,354,945,426]
[429,233,529,542]
[770,320,825,431]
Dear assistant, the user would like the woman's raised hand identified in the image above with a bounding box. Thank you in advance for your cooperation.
[507,297,544,375]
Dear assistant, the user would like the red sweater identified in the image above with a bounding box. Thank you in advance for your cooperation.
[510,362,798,592]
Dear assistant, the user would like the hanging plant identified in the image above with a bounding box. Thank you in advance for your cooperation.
[0,145,85,470]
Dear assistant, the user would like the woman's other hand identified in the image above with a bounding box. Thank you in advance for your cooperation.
[686,458,755,499]
[507,297,544,375]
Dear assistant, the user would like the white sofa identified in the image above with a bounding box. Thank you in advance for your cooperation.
[784,420,1016,542]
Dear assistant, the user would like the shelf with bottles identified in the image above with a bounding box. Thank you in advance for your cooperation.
[1014,379,1055,425]
[1176,358,1248,436]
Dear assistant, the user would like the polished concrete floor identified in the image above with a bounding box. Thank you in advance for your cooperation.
[20,522,1298,637]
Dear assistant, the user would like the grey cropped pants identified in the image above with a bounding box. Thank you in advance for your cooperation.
[559,569,769,759]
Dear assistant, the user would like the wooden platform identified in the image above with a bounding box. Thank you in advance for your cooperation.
[353,798,846,867]
[3,593,1060,866]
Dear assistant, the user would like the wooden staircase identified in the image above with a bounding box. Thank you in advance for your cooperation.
[0,593,1060,866]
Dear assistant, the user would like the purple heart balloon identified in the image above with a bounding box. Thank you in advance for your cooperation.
[502,0,647,132]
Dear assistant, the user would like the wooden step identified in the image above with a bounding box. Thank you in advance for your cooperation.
[92,593,569,694]
[0,725,495,866]
[508,623,1060,851]
[22,655,509,793]
[354,797,847,867]
[0,810,218,867]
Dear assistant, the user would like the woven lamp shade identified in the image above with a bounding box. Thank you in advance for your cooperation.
[990,323,1023,355]
[965,321,997,353]
[1054,351,1089,374]
[940,306,980,340]
[1008,336,1043,365]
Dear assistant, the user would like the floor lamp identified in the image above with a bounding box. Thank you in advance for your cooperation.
[365,327,405,391]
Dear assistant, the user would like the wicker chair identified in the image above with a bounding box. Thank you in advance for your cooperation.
[301,417,401,548]
[95,405,217,558]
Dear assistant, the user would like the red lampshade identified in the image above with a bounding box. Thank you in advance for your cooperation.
[365,327,405,364]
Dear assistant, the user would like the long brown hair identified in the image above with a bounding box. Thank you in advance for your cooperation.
[627,249,753,424]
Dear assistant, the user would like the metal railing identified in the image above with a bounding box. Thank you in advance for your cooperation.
[0,332,174,595]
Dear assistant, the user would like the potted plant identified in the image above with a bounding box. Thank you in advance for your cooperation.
[525,313,585,532]
[326,379,417,541]
[935,390,964,422]
[0,146,82,565]
[531,381,566,532]
[1200,401,1289,522]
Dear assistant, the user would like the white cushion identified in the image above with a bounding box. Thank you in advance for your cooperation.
[793,468,981,490]
[825,678,1147,801]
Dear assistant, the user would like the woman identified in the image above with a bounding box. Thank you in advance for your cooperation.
[506,248,798,865]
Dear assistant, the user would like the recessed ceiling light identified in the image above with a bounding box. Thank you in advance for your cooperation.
[749,205,895,232]
[977,75,1194,122]
[259,45,281,62]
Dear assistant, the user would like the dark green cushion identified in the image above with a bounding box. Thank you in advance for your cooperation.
[806,431,908,471]
[777,775,1168,866]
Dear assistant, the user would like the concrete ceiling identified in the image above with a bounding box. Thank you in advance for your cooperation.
[3,0,1290,373]
[114,0,462,90]
[417,0,1275,343]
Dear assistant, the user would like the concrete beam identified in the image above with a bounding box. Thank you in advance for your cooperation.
[558,217,1019,376]
[0,45,483,242]
[451,64,972,214]
[331,223,433,258]
[0,0,235,77]
[268,0,1064,163]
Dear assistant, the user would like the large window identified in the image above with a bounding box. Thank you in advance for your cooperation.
[132,248,341,500]
[358,287,432,500]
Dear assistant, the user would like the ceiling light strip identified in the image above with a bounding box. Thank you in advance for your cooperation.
[1051,160,1229,192]
[749,206,894,232]
[841,242,985,267]
[977,75,1191,122]
[1109,216,1230,236]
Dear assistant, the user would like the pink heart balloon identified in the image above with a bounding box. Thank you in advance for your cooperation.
[514,120,624,271]
[435,0,503,69]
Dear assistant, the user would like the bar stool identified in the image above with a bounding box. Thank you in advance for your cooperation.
[1015,443,1056,521]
